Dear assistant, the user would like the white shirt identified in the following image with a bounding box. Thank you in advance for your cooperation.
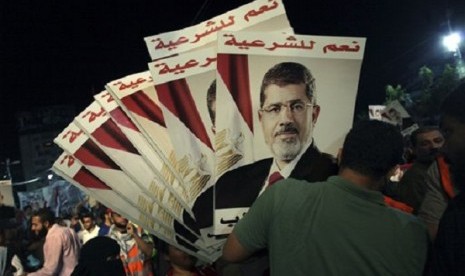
[79,225,100,244]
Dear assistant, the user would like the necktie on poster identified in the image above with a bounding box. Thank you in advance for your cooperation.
[268,171,284,186]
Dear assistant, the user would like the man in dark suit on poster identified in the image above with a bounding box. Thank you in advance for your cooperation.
[212,62,338,231]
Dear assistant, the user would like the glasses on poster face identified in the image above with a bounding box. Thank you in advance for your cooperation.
[259,100,313,118]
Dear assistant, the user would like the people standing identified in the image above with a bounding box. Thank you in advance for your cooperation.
[15,208,80,276]
[430,82,465,275]
[107,211,154,276]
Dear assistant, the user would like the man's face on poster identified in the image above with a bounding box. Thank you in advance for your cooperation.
[259,83,320,163]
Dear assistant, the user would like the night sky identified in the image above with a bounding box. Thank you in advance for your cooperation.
[1,0,463,161]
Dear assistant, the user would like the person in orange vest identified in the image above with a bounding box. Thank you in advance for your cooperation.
[397,126,445,214]
[108,211,155,276]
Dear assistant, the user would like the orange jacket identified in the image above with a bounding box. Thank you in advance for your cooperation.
[121,244,153,276]
[384,196,414,214]
[437,155,455,199]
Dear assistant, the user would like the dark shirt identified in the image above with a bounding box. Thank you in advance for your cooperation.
[98,224,110,236]
[397,161,432,214]
[430,192,465,275]
[0,205,16,220]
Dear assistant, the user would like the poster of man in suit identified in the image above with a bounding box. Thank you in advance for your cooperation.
[212,31,366,234]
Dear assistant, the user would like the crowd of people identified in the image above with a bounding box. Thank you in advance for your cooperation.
[0,201,218,276]
[1,67,464,275]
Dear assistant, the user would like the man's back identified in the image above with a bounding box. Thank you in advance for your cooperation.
[234,176,428,275]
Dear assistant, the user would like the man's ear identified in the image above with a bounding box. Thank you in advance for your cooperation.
[312,105,321,125]
[44,221,50,229]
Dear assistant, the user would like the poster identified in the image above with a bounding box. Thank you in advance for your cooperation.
[212,31,366,234]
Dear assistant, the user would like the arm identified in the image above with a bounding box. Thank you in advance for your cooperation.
[417,162,449,241]
[127,223,153,259]
[221,184,279,263]
[397,166,426,213]
[223,232,253,262]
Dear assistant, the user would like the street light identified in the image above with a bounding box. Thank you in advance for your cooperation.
[443,32,464,78]
[443,32,462,56]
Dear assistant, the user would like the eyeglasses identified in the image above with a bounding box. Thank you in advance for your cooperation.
[259,101,313,118]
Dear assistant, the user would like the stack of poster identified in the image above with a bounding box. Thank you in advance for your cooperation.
[51,0,366,262]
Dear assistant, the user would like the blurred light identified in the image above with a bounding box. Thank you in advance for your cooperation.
[47,174,53,180]
[443,33,462,52]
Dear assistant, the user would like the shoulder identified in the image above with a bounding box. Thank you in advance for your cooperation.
[46,224,72,243]
[389,208,427,234]
[268,178,329,202]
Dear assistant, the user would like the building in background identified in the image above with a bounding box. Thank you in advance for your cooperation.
[17,105,75,187]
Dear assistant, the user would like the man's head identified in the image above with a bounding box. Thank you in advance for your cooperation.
[31,208,56,239]
[72,236,125,276]
[160,240,197,271]
[23,205,32,218]
[110,211,128,231]
[410,126,444,163]
[80,211,96,232]
[339,120,404,183]
[258,62,320,167]
[440,82,465,186]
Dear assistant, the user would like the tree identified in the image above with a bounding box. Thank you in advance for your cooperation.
[384,84,407,105]
[386,64,460,125]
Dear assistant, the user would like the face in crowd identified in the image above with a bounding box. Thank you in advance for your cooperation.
[441,114,465,177]
[258,62,320,167]
[31,215,49,239]
[111,212,128,230]
[166,244,197,271]
[413,129,444,163]
[81,215,96,231]
[438,83,465,186]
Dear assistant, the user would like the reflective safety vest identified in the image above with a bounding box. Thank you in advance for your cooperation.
[121,244,153,276]
[437,155,455,199]
[384,195,414,214]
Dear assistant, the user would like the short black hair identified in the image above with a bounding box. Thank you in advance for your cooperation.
[33,208,56,225]
[440,81,465,124]
[72,236,125,276]
[260,62,316,107]
[340,120,404,180]
[80,211,94,221]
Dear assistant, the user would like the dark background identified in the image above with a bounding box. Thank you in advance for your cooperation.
[1,0,464,161]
